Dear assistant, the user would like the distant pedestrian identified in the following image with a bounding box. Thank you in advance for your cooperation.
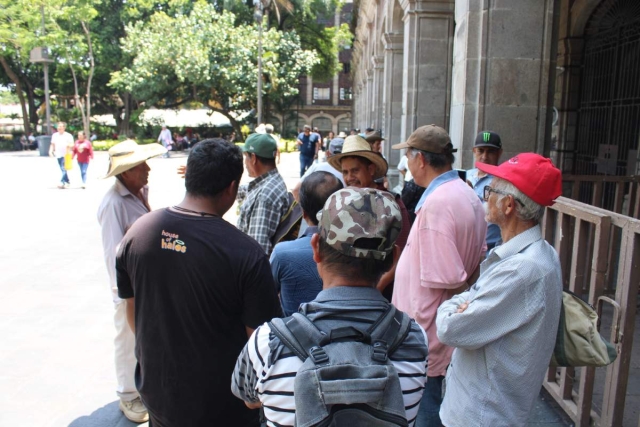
[97,139,166,423]
[72,131,94,189]
[157,125,173,158]
[49,121,74,188]
[296,125,320,177]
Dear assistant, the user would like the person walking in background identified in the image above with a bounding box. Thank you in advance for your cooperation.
[72,131,94,189]
[296,125,319,177]
[157,125,173,158]
[49,121,74,188]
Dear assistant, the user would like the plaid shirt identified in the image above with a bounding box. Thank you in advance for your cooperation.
[237,168,289,254]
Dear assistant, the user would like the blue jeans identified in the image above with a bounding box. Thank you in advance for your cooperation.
[57,157,70,184]
[78,162,89,183]
[415,375,444,427]
[299,153,314,177]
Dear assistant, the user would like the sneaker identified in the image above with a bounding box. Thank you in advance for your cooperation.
[57,184,65,189]
[119,397,149,423]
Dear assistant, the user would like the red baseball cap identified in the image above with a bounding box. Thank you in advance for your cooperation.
[476,153,562,206]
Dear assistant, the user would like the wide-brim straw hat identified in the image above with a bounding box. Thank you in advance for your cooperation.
[103,139,167,179]
[328,135,388,179]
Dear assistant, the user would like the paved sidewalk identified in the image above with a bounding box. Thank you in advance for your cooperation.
[0,149,572,426]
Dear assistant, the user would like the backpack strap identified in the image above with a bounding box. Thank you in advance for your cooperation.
[268,313,328,363]
[368,305,412,362]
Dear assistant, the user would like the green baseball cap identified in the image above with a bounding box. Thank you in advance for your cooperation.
[243,133,277,159]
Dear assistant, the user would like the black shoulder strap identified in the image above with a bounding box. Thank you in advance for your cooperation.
[268,313,326,362]
[368,305,412,357]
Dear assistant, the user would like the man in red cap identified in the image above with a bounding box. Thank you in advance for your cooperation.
[436,153,564,427]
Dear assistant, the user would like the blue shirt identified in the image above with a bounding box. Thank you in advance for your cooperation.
[297,132,320,157]
[270,226,322,316]
[466,168,501,247]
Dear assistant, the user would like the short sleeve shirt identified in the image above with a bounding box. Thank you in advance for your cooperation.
[116,208,282,426]
[392,178,486,377]
[297,132,320,157]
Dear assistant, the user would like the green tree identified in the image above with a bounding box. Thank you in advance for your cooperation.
[110,3,319,135]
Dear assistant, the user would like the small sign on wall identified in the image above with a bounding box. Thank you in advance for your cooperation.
[596,144,618,175]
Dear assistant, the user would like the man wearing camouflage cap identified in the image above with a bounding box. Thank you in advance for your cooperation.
[232,188,429,427]
[237,132,289,254]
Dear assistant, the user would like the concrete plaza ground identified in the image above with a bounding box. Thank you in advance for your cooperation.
[0,148,573,426]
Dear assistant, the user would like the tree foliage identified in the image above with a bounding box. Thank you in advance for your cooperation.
[110,3,319,132]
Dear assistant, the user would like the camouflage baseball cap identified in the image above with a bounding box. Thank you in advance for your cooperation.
[317,187,402,260]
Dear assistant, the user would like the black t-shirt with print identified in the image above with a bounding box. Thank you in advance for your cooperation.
[117,208,282,427]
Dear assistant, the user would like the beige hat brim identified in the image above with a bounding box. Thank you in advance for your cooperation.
[391,141,410,150]
[103,143,167,179]
[328,151,388,180]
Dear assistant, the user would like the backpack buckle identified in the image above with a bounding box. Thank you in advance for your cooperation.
[308,346,329,364]
[372,341,388,363]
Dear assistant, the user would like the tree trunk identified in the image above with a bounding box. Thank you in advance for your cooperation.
[0,57,31,135]
[82,21,95,137]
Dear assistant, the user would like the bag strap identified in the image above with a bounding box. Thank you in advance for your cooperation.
[268,313,327,362]
[368,305,412,361]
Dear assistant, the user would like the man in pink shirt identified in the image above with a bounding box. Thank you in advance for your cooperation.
[392,125,486,426]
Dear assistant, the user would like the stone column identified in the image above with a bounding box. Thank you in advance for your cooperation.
[365,68,374,128]
[306,75,313,106]
[400,0,455,143]
[450,0,558,168]
[373,55,385,129]
[382,33,404,187]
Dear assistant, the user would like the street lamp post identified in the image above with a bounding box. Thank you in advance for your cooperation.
[254,1,263,125]
[30,5,53,136]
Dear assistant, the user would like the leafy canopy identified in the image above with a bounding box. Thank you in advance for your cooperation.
[110,2,319,113]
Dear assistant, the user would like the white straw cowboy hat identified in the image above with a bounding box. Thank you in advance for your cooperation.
[328,135,388,179]
[103,139,167,179]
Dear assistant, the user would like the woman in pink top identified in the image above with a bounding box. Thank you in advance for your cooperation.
[72,131,94,188]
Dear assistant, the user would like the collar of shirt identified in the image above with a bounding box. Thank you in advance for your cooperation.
[310,286,387,304]
[415,169,460,212]
[467,169,493,188]
[247,168,279,192]
[300,225,318,238]
[114,179,150,206]
[488,224,542,262]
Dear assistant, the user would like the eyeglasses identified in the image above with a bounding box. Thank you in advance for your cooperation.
[483,185,524,206]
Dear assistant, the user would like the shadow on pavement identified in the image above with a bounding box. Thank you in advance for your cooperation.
[68,401,143,427]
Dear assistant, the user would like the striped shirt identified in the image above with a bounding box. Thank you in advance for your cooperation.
[237,168,289,255]
[231,286,429,427]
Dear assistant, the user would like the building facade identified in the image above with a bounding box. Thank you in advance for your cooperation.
[269,2,354,137]
[351,0,640,187]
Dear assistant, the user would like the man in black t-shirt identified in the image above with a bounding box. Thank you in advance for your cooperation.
[116,139,282,427]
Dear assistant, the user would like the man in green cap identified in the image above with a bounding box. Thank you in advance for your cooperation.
[237,132,289,254]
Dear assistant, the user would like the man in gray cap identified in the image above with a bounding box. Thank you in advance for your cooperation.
[466,131,503,250]
[392,125,486,427]
[232,187,429,427]
[237,132,289,254]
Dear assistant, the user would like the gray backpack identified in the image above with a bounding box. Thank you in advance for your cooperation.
[268,305,413,427]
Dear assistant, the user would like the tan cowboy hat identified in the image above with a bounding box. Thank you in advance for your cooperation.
[103,139,167,178]
[328,135,388,179]
[337,131,348,138]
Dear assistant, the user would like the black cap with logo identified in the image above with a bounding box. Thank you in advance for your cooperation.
[474,131,502,149]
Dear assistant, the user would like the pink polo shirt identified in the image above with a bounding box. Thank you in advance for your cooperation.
[392,178,486,377]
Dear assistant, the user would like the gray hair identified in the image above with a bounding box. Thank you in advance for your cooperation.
[408,148,454,169]
[492,177,545,222]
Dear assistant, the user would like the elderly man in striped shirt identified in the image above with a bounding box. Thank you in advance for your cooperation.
[232,187,429,427]
[436,153,563,427]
